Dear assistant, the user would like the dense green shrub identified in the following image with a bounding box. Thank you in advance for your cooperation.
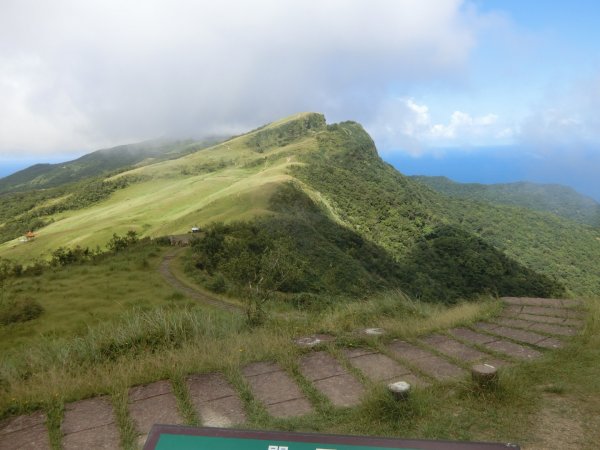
[0,298,44,325]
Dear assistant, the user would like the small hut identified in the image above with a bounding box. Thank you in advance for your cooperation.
[25,231,36,241]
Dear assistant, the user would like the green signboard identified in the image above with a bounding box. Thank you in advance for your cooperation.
[143,425,520,450]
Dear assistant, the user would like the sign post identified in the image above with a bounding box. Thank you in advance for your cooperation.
[143,425,520,450]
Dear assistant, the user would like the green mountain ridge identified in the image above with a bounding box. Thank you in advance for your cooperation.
[0,137,224,194]
[412,175,600,227]
[0,113,598,300]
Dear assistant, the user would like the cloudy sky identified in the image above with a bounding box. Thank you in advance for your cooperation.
[1,0,599,198]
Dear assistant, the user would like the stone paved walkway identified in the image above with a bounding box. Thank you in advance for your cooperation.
[0,297,586,449]
[186,373,246,427]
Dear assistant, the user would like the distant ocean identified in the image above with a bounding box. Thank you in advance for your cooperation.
[383,145,600,203]
[0,161,30,178]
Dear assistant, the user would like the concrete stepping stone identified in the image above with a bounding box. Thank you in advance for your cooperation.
[420,334,491,362]
[299,351,365,407]
[128,380,183,447]
[482,339,541,360]
[481,325,558,347]
[186,373,246,427]
[517,313,582,327]
[527,322,578,336]
[387,340,465,381]
[62,396,120,450]
[242,362,313,418]
[520,306,583,319]
[0,411,50,450]
[494,317,537,330]
[502,297,582,309]
[494,319,577,336]
[450,327,541,360]
[343,348,422,385]
[448,327,498,345]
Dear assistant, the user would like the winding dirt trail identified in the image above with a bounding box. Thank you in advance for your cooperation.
[158,248,243,314]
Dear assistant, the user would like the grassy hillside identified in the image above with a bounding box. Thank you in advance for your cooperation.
[413,176,600,227]
[292,121,600,297]
[0,113,598,298]
[0,138,222,194]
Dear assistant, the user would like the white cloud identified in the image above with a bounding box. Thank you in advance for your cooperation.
[367,97,508,154]
[0,0,487,157]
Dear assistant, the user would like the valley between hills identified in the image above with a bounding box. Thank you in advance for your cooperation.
[1,113,599,449]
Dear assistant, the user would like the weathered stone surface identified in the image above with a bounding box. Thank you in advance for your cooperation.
[502,297,559,308]
[420,335,488,362]
[186,373,246,427]
[344,351,411,382]
[195,396,246,428]
[473,322,501,332]
[313,373,365,407]
[128,381,183,441]
[484,326,549,345]
[342,348,377,358]
[483,339,541,360]
[520,306,578,318]
[243,362,313,418]
[471,363,498,389]
[63,425,121,450]
[266,398,313,418]
[527,322,578,336]
[0,411,50,450]
[62,397,120,450]
[535,337,564,350]
[518,313,582,327]
[410,356,466,381]
[501,297,582,309]
[448,327,498,345]
[299,352,345,381]
[386,340,465,381]
[387,340,433,361]
[294,334,334,348]
[300,352,364,407]
[494,317,535,329]
[128,380,171,402]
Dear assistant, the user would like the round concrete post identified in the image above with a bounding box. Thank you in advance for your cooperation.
[471,363,498,389]
[388,381,411,400]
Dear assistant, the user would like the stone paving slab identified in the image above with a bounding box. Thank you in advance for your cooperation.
[62,396,120,450]
[483,325,550,346]
[536,337,564,350]
[300,352,365,407]
[299,352,346,381]
[483,339,542,360]
[342,348,378,358]
[527,322,578,336]
[313,373,365,407]
[517,313,582,327]
[186,373,246,427]
[502,297,582,308]
[128,380,183,446]
[0,411,50,450]
[506,305,584,319]
[243,362,313,418]
[494,317,536,329]
[473,322,501,332]
[420,335,489,362]
[343,350,412,382]
[388,341,465,381]
[448,327,498,344]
